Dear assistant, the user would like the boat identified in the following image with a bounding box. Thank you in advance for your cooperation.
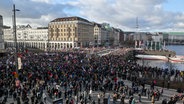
[135,54,168,61]
[169,56,184,63]
[136,54,184,63]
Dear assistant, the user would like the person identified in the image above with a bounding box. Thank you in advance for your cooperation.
[97,93,100,104]
[42,93,47,103]
[16,96,21,104]
[24,97,29,104]
[40,101,44,104]
[129,96,133,104]
[92,100,96,104]
[162,81,165,88]
[2,50,184,104]
[31,95,35,104]
[131,97,135,104]
[168,97,174,104]
[13,92,17,101]
[162,99,167,104]
[151,94,155,104]
[160,88,163,96]
[113,92,117,104]
[167,81,170,89]
[70,99,74,104]
[147,89,150,100]
[138,92,141,102]
[121,93,126,104]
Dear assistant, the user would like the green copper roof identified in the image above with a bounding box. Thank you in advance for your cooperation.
[168,32,184,35]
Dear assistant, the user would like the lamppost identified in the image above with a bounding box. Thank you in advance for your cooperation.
[13,4,20,79]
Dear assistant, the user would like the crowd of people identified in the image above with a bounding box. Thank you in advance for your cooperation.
[0,48,184,104]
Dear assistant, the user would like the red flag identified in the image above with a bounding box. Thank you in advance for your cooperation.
[17,53,22,58]
[25,49,28,53]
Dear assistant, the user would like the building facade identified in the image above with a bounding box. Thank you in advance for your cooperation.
[48,16,94,50]
[93,23,108,46]
[4,16,126,51]
[101,23,123,46]
[168,32,184,43]
[4,25,48,51]
[0,15,4,49]
[94,23,101,46]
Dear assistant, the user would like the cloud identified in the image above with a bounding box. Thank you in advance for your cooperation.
[68,0,184,31]
[30,0,52,3]
[0,0,76,26]
[1,0,184,31]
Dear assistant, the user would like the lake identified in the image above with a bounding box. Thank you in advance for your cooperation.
[137,45,184,71]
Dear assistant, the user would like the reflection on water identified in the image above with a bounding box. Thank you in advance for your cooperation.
[137,60,184,71]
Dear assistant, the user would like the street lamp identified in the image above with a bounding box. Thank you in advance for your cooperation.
[12,4,20,79]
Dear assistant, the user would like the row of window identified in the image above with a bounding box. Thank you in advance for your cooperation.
[50,28,76,32]
[51,33,75,37]
[50,24,76,28]
[17,31,47,34]
[51,37,73,41]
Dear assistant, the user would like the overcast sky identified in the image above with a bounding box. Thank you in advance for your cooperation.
[0,0,184,31]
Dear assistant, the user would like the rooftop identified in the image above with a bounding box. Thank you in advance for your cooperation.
[51,16,90,23]
[168,32,184,35]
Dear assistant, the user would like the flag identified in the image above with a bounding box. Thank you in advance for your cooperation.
[139,40,142,48]
[82,66,86,72]
[18,57,22,70]
[15,80,20,87]
[25,49,28,53]
[135,40,137,48]
[28,73,32,78]
[65,55,69,61]
[13,72,18,78]
[17,53,22,58]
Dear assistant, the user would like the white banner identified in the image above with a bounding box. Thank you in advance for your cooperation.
[18,57,22,70]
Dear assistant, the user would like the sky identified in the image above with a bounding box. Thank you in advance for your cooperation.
[0,0,184,32]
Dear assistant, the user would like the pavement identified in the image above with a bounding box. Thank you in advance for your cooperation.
[2,79,184,104]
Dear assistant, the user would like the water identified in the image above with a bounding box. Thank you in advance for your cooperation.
[137,45,184,71]
[166,45,184,55]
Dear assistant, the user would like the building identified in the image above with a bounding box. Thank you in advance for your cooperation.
[113,28,123,46]
[48,16,94,50]
[4,24,48,51]
[167,32,184,44]
[151,33,163,42]
[0,15,4,49]
[93,23,107,46]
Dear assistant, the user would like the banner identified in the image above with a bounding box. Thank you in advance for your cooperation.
[135,40,137,48]
[139,40,142,48]
[15,79,20,87]
[18,57,22,70]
